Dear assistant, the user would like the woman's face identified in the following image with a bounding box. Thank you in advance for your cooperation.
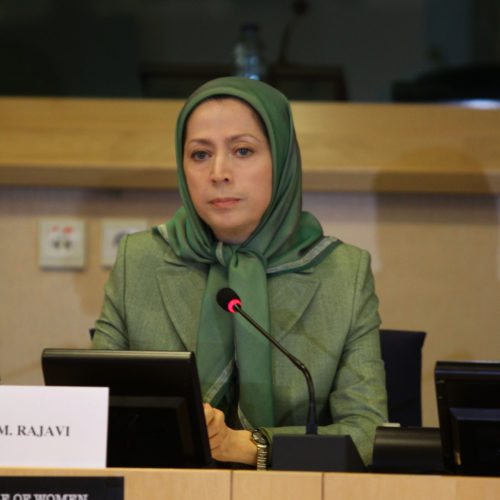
[183,98,272,244]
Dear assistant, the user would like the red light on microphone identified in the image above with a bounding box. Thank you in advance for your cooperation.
[227,298,242,313]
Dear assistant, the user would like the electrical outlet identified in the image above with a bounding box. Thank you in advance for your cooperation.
[101,218,148,268]
[39,218,87,269]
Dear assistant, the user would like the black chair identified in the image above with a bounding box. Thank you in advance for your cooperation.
[379,329,426,427]
[373,329,445,474]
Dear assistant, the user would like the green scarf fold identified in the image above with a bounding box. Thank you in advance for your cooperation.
[156,77,336,428]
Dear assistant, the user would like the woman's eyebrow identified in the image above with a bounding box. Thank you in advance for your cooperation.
[185,138,212,148]
[186,134,261,147]
[227,133,261,142]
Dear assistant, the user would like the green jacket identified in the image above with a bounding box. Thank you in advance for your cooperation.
[92,229,388,466]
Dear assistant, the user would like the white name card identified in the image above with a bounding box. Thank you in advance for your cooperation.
[0,385,109,468]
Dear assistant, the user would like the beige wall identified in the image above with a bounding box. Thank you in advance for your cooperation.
[1,187,499,427]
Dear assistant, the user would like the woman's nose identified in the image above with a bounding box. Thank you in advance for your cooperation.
[210,154,232,184]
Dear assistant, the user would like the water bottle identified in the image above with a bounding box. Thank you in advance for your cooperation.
[233,24,267,80]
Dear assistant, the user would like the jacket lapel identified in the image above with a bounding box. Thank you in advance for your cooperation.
[268,272,319,343]
[155,246,319,349]
[155,253,207,353]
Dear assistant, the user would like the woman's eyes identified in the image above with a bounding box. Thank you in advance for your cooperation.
[189,147,253,160]
[235,147,252,157]
[191,151,209,160]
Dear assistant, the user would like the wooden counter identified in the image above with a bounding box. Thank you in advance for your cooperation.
[1,97,500,194]
[1,467,500,500]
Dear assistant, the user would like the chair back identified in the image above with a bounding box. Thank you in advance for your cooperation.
[379,329,426,426]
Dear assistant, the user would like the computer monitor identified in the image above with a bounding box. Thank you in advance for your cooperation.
[435,360,500,476]
[42,349,212,468]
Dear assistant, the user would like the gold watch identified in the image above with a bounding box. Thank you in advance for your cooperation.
[251,429,269,470]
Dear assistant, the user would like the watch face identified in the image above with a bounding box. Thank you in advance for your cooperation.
[252,430,267,446]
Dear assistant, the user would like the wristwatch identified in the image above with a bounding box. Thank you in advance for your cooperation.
[251,429,269,470]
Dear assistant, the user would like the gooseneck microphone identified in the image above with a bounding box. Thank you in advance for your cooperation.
[216,287,366,472]
[216,287,318,435]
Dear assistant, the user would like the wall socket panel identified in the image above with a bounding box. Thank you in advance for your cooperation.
[39,218,87,269]
[101,219,148,268]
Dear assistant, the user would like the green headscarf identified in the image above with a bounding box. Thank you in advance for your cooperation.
[156,77,337,429]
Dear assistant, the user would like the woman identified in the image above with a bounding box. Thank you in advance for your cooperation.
[92,77,387,468]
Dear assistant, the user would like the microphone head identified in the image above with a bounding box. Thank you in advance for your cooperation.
[216,288,242,313]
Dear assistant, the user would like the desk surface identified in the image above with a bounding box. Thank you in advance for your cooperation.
[1,97,500,194]
[1,467,499,500]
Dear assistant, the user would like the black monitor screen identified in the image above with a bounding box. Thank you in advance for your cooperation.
[42,349,212,469]
[435,360,500,476]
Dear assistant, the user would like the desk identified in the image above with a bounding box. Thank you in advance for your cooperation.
[1,468,499,500]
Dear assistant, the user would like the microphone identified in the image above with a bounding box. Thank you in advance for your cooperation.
[216,287,317,434]
[216,287,366,472]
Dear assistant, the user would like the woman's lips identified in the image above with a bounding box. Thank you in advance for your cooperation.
[210,197,240,209]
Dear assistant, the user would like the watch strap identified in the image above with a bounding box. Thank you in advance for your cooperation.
[251,429,269,470]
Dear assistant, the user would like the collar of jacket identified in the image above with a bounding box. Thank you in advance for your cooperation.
[155,243,321,353]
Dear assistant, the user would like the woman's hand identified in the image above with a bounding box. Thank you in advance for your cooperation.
[203,403,257,466]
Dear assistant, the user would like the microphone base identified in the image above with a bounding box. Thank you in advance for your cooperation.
[271,434,365,472]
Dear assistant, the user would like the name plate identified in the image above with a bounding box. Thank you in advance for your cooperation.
[0,386,109,468]
[0,477,123,500]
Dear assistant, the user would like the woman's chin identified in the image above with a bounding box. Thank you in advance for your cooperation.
[212,225,252,245]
